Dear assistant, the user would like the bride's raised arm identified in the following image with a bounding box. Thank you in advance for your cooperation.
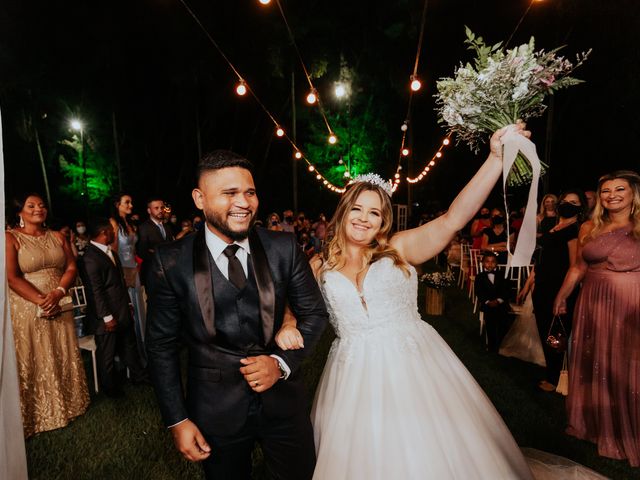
[391,122,531,266]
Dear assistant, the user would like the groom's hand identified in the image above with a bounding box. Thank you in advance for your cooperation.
[170,419,211,461]
[240,356,281,393]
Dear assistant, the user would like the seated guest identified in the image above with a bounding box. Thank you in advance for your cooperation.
[78,218,148,397]
[475,252,511,352]
[480,208,513,264]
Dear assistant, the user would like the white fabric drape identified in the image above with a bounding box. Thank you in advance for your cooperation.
[501,126,541,271]
[0,109,29,479]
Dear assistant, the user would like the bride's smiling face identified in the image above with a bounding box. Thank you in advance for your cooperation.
[344,190,384,245]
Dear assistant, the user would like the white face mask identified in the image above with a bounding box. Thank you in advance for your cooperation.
[76,226,86,234]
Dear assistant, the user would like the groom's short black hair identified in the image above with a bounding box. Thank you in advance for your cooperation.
[196,150,254,183]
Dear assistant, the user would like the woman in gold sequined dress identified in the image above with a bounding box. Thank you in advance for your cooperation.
[5,193,89,438]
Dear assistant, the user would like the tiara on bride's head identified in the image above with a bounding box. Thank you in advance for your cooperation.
[351,173,393,197]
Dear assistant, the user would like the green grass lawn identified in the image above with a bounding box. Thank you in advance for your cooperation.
[25,284,637,479]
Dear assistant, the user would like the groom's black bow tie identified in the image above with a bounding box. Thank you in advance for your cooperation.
[223,244,246,290]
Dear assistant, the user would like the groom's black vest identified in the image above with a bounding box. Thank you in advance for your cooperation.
[209,255,263,350]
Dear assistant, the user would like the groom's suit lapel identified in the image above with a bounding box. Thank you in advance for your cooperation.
[193,229,216,338]
[192,227,276,345]
[248,229,276,345]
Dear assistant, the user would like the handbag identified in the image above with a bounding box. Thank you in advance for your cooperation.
[546,315,567,352]
[556,352,569,396]
[121,266,138,288]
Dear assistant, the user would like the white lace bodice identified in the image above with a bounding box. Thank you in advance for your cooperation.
[320,257,422,339]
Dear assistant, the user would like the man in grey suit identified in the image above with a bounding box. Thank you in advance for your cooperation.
[136,197,174,286]
[78,217,147,396]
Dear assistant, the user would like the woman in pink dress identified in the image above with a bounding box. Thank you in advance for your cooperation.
[554,170,640,466]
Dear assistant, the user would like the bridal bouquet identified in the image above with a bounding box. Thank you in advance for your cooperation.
[420,271,456,289]
[435,27,590,186]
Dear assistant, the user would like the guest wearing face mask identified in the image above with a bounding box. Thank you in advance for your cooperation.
[480,208,513,264]
[280,209,296,233]
[74,221,90,256]
[518,189,588,392]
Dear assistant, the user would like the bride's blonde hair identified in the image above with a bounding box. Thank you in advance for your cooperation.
[584,170,640,244]
[320,182,409,277]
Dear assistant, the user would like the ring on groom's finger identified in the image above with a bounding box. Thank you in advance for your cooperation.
[253,381,259,387]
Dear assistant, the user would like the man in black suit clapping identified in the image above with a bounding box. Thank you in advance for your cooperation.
[78,218,148,396]
[475,251,511,352]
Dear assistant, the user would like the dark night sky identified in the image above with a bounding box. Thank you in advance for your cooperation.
[1,0,639,224]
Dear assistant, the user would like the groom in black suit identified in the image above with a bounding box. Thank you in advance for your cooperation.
[146,151,328,480]
[78,217,147,396]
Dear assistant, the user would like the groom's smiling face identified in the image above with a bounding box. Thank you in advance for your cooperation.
[192,166,259,243]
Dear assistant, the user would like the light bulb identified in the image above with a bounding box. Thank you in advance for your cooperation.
[308,165,315,172]
[276,127,285,137]
[394,173,400,179]
[316,174,322,180]
[235,80,247,96]
[334,84,346,98]
[401,123,408,132]
[306,90,317,105]
[343,171,350,178]
[294,151,302,159]
[429,160,436,166]
[328,134,337,144]
[436,152,442,158]
[443,138,450,146]
[410,76,422,92]
[401,148,410,156]
[258,0,271,5]
[323,180,328,185]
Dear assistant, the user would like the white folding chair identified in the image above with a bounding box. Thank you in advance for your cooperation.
[70,285,99,393]
[458,243,471,289]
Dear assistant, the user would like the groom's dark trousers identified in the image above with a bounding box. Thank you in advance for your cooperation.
[146,227,328,479]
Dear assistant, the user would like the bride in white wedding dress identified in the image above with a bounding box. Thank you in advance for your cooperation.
[276,124,605,480]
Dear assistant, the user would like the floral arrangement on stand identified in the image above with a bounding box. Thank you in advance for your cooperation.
[435,27,590,186]
[420,271,456,290]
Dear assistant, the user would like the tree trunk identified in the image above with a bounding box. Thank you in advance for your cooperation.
[33,127,52,214]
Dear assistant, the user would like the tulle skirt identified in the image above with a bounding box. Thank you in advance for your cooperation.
[311,318,533,479]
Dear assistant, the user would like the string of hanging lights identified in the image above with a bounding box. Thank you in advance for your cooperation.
[178,0,345,192]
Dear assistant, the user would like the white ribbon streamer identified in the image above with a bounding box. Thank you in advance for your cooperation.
[501,125,541,272]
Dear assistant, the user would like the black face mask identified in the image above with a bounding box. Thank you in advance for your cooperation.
[557,203,581,219]
[492,215,505,225]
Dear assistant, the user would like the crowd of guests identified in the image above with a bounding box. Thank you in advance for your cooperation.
[458,170,640,467]
[4,191,330,436]
[5,169,640,468]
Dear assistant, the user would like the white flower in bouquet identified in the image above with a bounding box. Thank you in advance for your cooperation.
[435,27,590,186]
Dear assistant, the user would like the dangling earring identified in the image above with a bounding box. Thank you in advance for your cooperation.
[18,215,25,228]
